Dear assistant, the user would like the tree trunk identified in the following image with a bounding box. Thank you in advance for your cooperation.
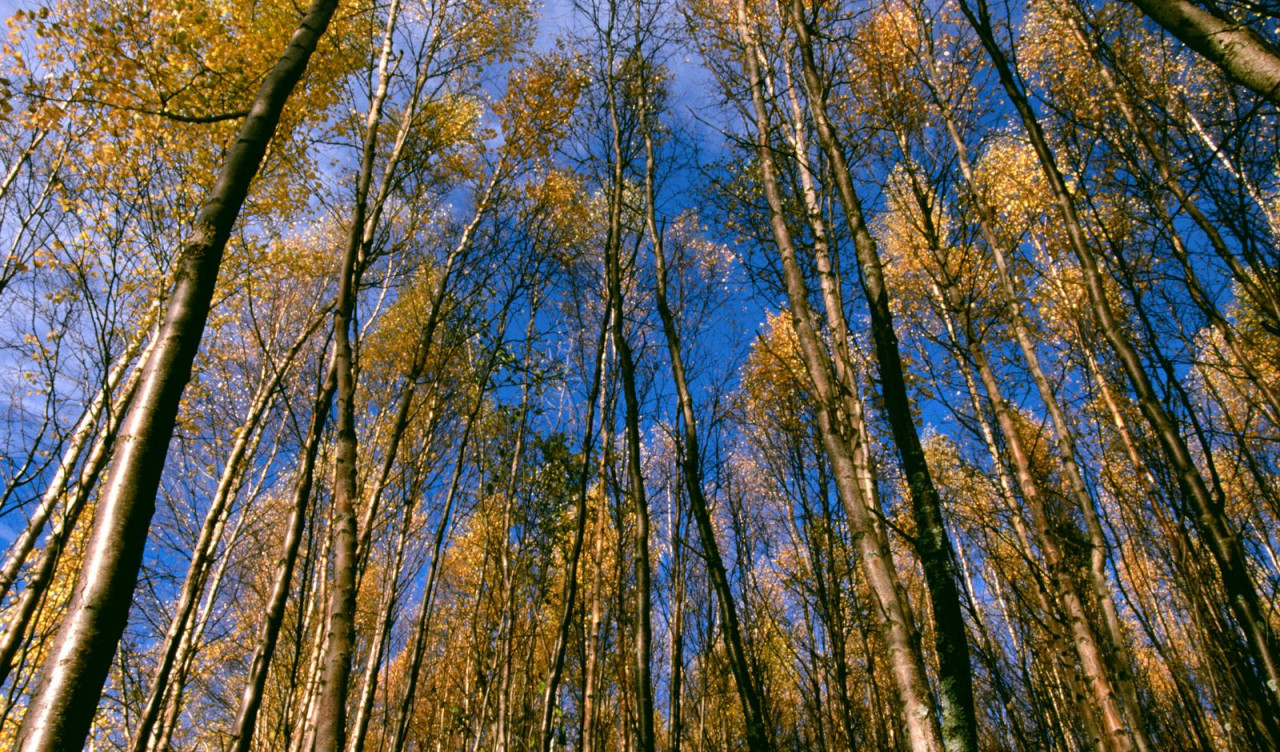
[734,6,947,750]
[640,62,771,752]
[0,333,151,688]
[787,4,978,748]
[13,2,337,747]
[1127,0,1280,105]
[0,313,153,609]
[130,309,323,752]
[225,350,336,752]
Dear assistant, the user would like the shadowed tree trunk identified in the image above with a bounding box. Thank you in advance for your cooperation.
[733,4,949,750]
[129,307,326,752]
[639,56,771,750]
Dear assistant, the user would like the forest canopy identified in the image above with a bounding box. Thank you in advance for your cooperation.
[0,0,1277,750]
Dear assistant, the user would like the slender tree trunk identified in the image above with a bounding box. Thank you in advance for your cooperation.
[13,3,337,747]
[345,489,412,752]
[226,354,337,752]
[667,485,685,752]
[0,332,152,688]
[606,120,655,752]
[733,6,946,750]
[536,293,610,752]
[312,294,360,752]
[786,7,978,748]
[310,2,409,745]
[0,313,153,609]
[639,60,770,752]
[129,309,324,752]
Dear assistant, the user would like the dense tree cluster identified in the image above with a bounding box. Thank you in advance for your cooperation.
[0,0,1277,749]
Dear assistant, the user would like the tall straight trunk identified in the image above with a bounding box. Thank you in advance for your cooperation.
[960,0,1280,736]
[226,356,337,752]
[388,326,512,752]
[957,364,1096,751]
[733,6,946,751]
[787,4,977,748]
[312,235,361,752]
[774,59,880,751]
[666,486,685,752]
[13,5,336,746]
[345,486,413,752]
[638,59,770,752]
[914,42,1155,745]
[535,256,611,752]
[310,2,407,746]
[604,83,655,752]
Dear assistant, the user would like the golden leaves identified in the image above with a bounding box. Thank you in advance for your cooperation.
[847,1,929,129]
[495,50,587,164]
[741,310,811,436]
[971,133,1051,240]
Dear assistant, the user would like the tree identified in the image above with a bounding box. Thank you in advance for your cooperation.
[12,2,340,748]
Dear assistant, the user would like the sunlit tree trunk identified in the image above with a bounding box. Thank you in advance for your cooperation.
[226,355,336,752]
[12,3,338,747]
[0,311,154,610]
[0,331,153,690]
[1127,0,1280,105]
[733,5,948,750]
[129,307,325,752]
[787,3,977,747]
